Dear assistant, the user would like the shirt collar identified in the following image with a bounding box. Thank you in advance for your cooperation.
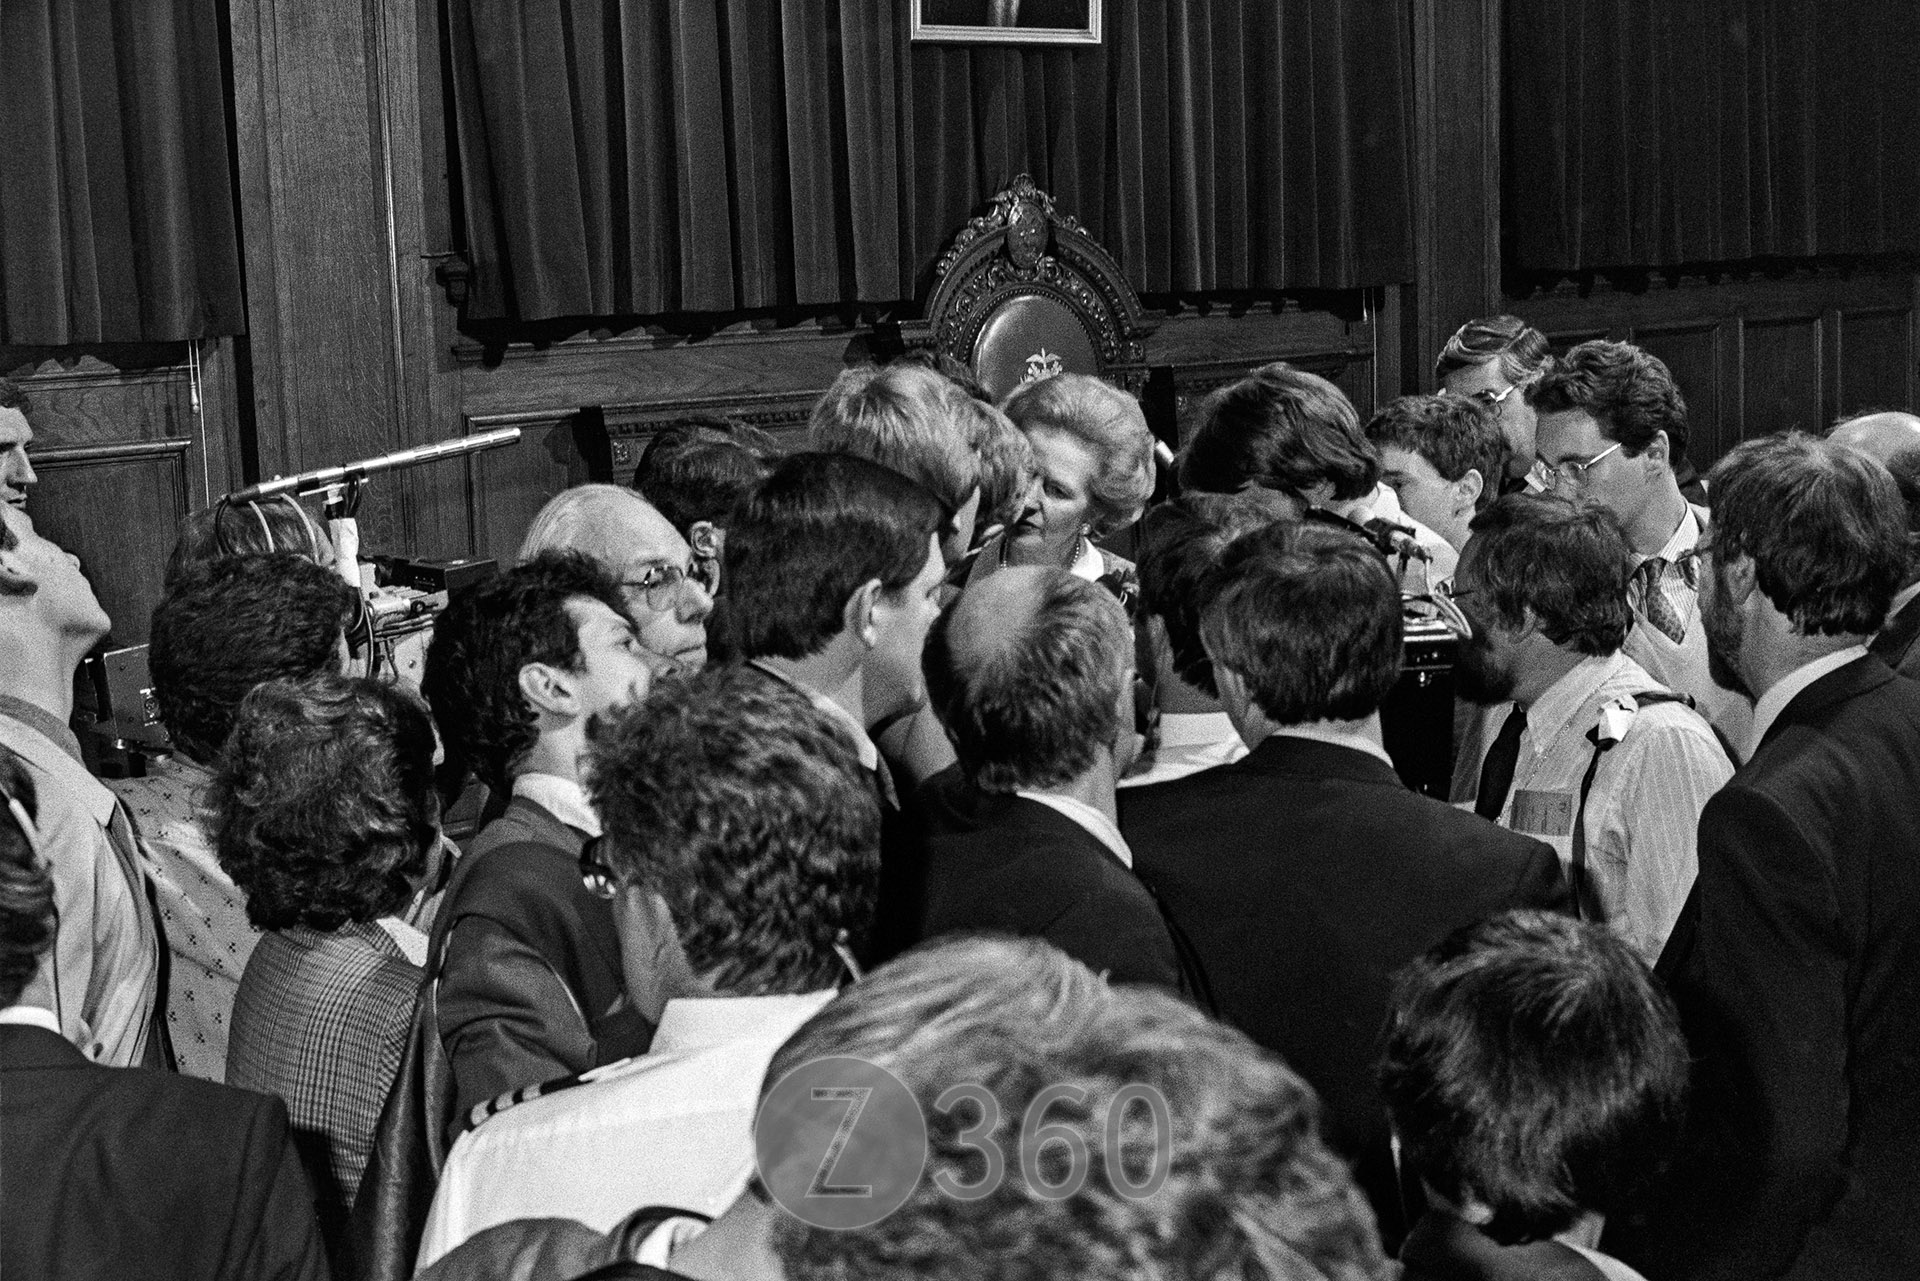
[1068,537,1105,583]
[1014,790,1133,868]
[512,773,602,837]
[1268,722,1397,770]
[1891,581,1920,619]
[0,695,82,764]
[1152,711,1241,749]
[747,660,880,771]
[0,1005,62,1034]
[1633,504,1701,567]
[1524,651,1635,753]
[1747,646,1870,758]
[0,698,117,827]
[652,990,837,1054]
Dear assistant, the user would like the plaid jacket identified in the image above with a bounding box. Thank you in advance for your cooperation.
[228,921,424,1237]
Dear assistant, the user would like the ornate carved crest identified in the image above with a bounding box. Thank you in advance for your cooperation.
[900,175,1160,395]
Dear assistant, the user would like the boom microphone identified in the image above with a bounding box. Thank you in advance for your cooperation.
[222,426,523,504]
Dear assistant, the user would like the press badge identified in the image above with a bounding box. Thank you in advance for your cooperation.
[1510,789,1575,837]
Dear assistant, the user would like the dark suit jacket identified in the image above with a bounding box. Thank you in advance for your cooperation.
[913,772,1184,990]
[1620,655,1920,1280]
[1869,592,1920,677]
[1118,736,1568,1244]
[434,795,654,1135]
[1,1021,328,1281]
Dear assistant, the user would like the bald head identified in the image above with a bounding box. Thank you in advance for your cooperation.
[518,483,712,668]
[1830,411,1920,466]
[924,567,1132,792]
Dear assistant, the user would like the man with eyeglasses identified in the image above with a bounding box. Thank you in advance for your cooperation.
[1527,340,1751,750]
[518,483,715,672]
[415,665,877,1269]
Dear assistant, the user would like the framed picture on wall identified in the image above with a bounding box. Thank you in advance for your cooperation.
[911,0,1101,45]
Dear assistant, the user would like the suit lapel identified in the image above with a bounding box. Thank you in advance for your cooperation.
[0,1022,95,1071]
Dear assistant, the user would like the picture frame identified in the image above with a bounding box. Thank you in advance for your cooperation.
[910,0,1102,46]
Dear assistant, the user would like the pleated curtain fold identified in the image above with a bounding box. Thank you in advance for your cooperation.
[445,0,1418,322]
[1505,0,1920,273]
[0,0,243,344]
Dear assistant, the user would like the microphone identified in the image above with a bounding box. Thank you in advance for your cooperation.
[222,426,523,505]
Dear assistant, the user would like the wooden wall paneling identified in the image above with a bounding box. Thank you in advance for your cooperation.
[2,343,242,642]
[1834,308,1917,421]
[27,439,191,647]
[1512,272,1920,467]
[1409,0,1501,389]
[1147,306,1377,444]
[1741,317,1828,440]
[458,411,609,562]
[602,391,823,478]
[229,0,409,551]
[1630,323,1726,470]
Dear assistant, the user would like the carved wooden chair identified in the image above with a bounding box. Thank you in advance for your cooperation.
[899,175,1160,402]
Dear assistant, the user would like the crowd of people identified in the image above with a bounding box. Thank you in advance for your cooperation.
[2,320,1918,1281]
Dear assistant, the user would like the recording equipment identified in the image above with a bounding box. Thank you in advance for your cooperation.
[220,427,522,504]
[76,644,171,759]
[1383,609,1462,800]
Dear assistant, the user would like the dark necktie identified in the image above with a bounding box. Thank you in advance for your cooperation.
[1634,557,1687,643]
[1475,703,1528,821]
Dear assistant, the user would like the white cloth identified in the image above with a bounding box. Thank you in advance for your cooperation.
[1066,535,1105,582]
[111,755,257,1081]
[1269,722,1397,770]
[1014,791,1133,869]
[1118,712,1247,789]
[1746,646,1871,760]
[417,989,836,1269]
[0,703,157,1067]
[0,1005,62,1033]
[511,774,601,838]
[1620,503,1754,753]
[1451,652,1732,962]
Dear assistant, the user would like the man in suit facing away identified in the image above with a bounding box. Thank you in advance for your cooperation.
[1616,433,1920,1280]
[1828,409,1920,677]
[0,748,328,1281]
[1118,519,1568,1247]
[913,565,1184,990]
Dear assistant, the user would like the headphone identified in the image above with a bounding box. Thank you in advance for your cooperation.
[209,494,378,672]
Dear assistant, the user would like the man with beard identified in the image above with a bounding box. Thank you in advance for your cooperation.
[1613,433,1920,1280]
[1448,493,1729,964]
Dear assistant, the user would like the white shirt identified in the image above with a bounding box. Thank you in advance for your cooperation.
[1747,646,1871,760]
[1118,712,1247,789]
[0,1005,62,1034]
[1453,652,1733,963]
[0,700,157,1067]
[1014,791,1133,868]
[511,773,601,838]
[1270,721,1397,769]
[417,989,836,1269]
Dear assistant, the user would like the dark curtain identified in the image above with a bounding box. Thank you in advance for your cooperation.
[447,0,1414,322]
[1505,0,1920,273]
[0,0,244,344]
